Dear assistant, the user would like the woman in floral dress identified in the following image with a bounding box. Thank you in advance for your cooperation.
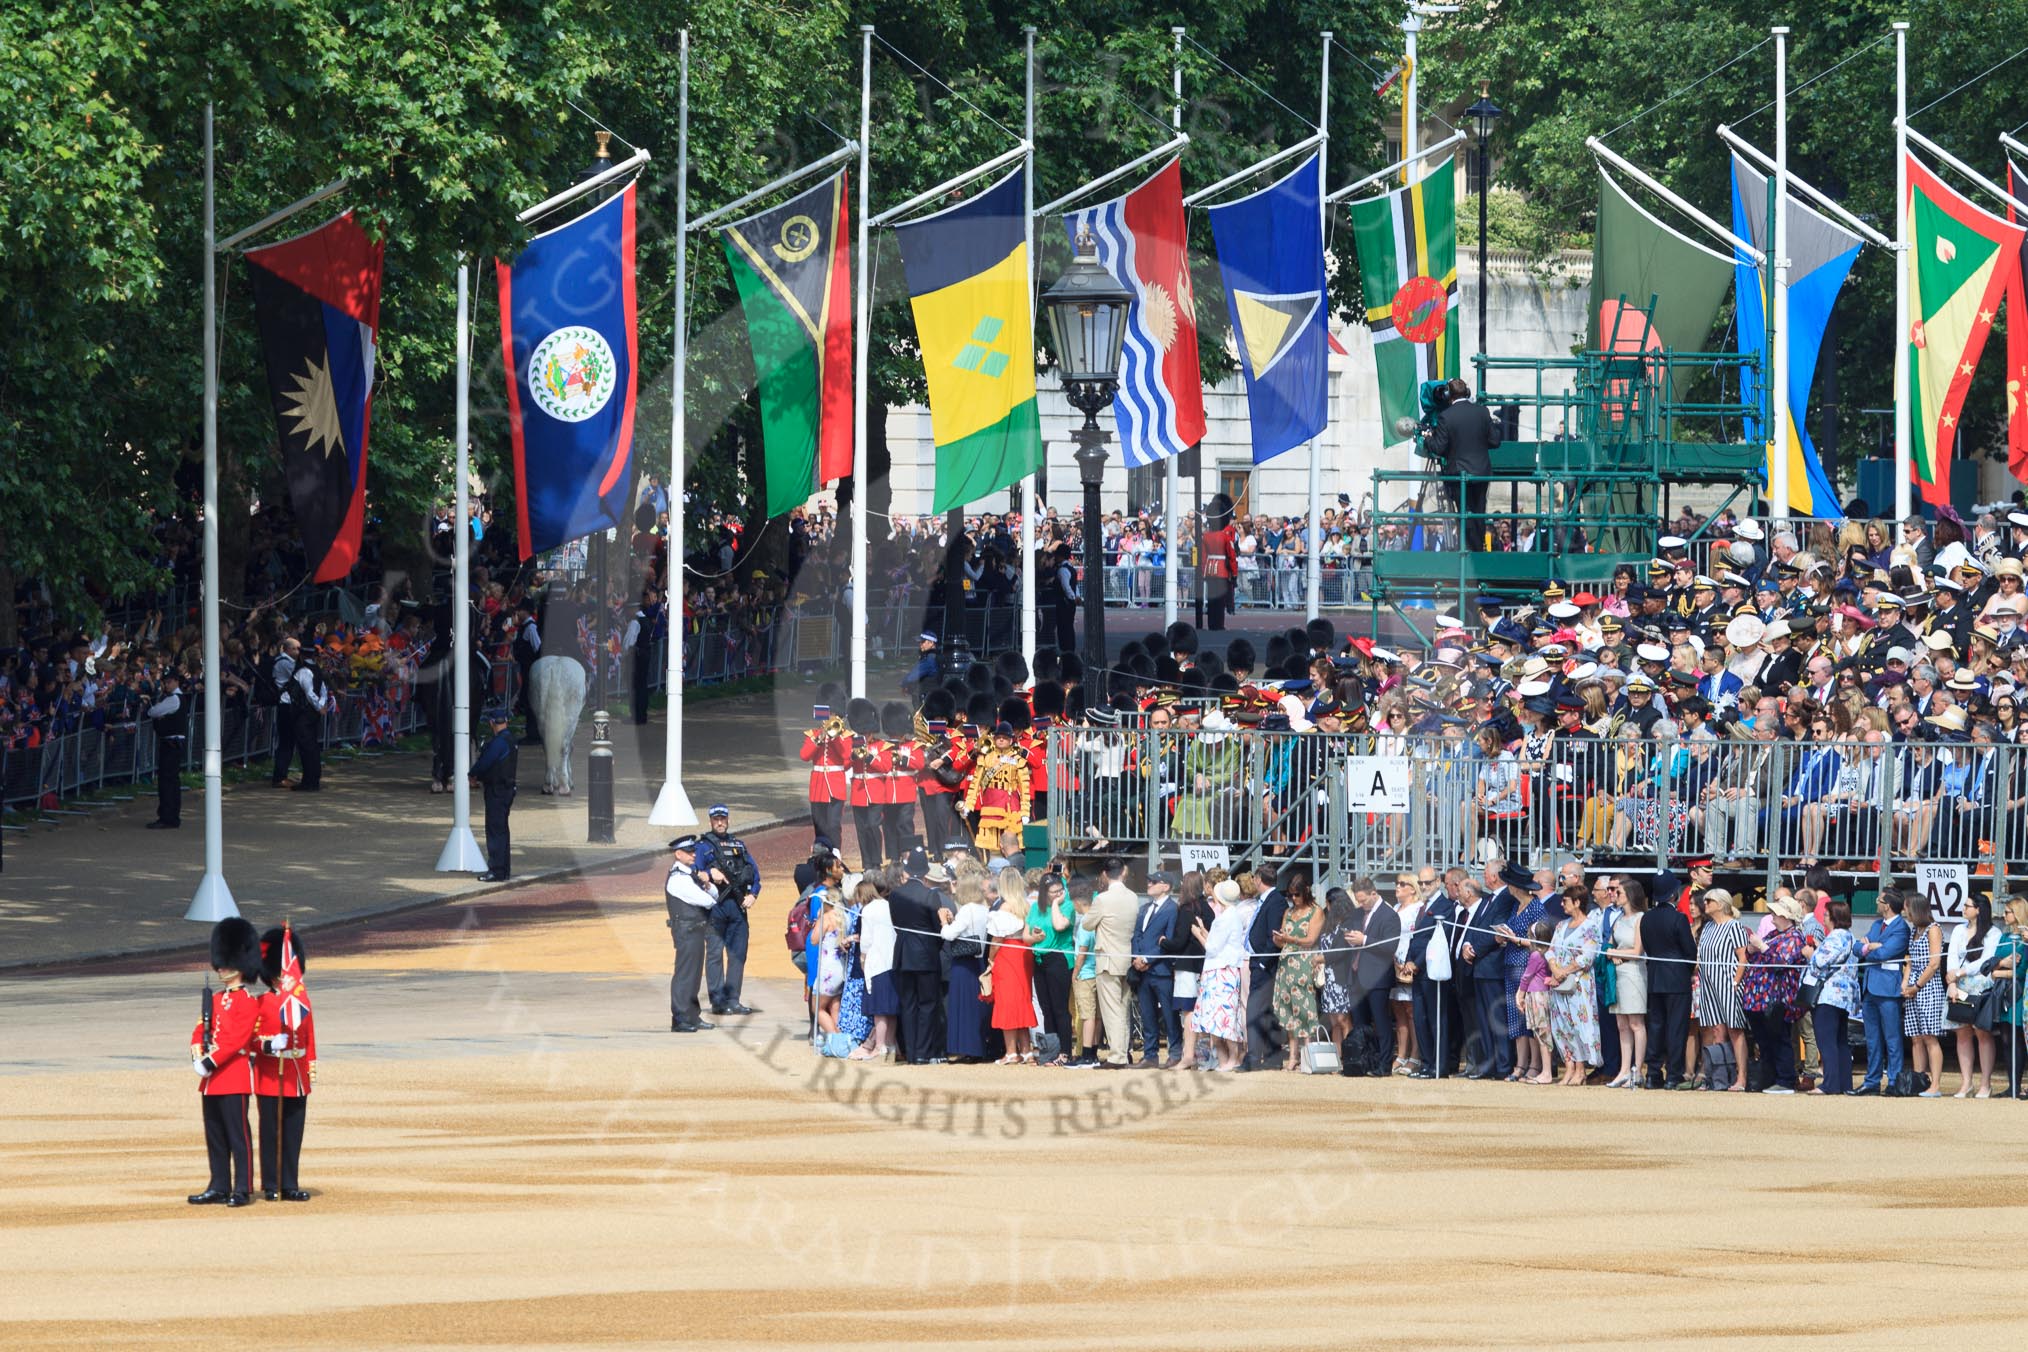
[1544,884,1603,1084]
[1269,871,1325,1070]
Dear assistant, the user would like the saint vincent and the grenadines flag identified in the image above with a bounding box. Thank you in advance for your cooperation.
[720,171,854,518]
[1207,153,1329,464]
[895,167,1040,513]
[1730,153,1855,520]
[243,211,383,583]
[1905,154,2025,507]
[1349,155,1460,446]
[498,184,640,560]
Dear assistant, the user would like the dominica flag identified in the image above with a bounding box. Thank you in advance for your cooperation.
[2006,157,2027,484]
[1906,153,2025,507]
[243,211,383,583]
[1349,156,1459,446]
[719,171,854,519]
[894,167,1040,512]
[1206,153,1329,463]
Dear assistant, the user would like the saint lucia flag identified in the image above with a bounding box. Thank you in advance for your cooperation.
[1730,153,1856,520]
[497,184,639,560]
[1207,153,1329,464]
[244,211,383,583]
[895,167,1040,513]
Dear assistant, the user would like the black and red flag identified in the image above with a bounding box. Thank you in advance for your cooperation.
[243,212,383,583]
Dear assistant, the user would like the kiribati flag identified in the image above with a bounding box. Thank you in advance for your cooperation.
[244,212,382,583]
[498,185,639,559]
[1064,159,1206,468]
[1207,154,1329,464]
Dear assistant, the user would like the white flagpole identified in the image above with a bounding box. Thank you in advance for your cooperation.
[1770,26,1792,522]
[188,102,237,923]
[1404,12,1421,179]
[1023,26,1040,672]
[435,260,485,869]
[1893,21,1912,520]
[1307,30,1331,623]
[652,28,697,828]
[851,25,873,700]
[1162,27,1184,632]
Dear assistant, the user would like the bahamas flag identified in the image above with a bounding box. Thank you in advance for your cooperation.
[895,167,1040,512]
[497,184,640,559]
[1730,153,1855,520]
[1349,156,1460,445]
[1207,154,1329,463]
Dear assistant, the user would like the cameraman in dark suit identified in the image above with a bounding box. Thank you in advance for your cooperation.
[1424,377,1502,552]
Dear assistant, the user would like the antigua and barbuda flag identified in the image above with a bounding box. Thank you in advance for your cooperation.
[243,211,383,583]
[497,184,640,559]
[1063,159,1207,468]
[1207,153,1329,464]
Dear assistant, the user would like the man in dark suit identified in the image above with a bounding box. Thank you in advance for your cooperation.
[1424,377,1502,552]
[1131,871,1180,1067]
[1639,875,1698,1088]
[883,863,946,1065]
[1465,860,1526,1079]
[1406,870,1462,1078]
[1346,877,1402,1041]
[1243,863,1290,1071]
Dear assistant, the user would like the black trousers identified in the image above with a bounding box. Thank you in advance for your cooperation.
[1350,983,1392,1038]
[1412,975,1460,1076]
[1645,990,1692,1085]
[201,1093,252,1195]
[706,906,749,1009]
[1472,979,1514,1076]
[257,1094,307,1192]
[1244,966,1280,1069]
[1054,599,1077,653]
[1462,478,1490,551]
[427,681,454,784]
[1813,1003,1853,1094]
[1747,1007,1798,1089]
[920,793,960,857]
[897,969,942,1061]
[156,736,185,826]
[1206,582,1231,631]
[483,787,514,877]
[853,804,886,869]
[630,647,653,724]
[810,798,844,851]
[271,705,297,784]
[1032,951,1074,1060]
[294,707,323,790]
[884,801,917,859]
[669,904,708,1023]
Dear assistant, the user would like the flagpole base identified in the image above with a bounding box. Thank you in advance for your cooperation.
[435,826,486,874]
[185,871,239,923]
[649,778,698,829]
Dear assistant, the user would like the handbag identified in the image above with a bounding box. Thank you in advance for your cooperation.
[1946,996,1980,1025]
[1797,973,1825,1010]
[1594,953,1618,1007]
[820,1032,855,1058]
[978,960,996,1001]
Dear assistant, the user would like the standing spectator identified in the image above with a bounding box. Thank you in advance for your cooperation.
[1740,896,1809,1093]
[1544,884,1603,1086]
[1164,872,1212,1071]
[1269,869,1325,1072]
[1244,863,1291,1071]
[1191,879,1254,1073]
[1516,921,1556,1083]
[853,879,898,1062]
[1023,871,1077,1065]
[268,636,300,787]
[985,885,1036,1065]
[1946,896,2003,1098]
[1605,879,1650,1088]
[1130,871,1180,1068]
[1695,889,1752,1092]
[1080,858,1138,1068]
[1804,898,1861,1095]
[1858,889,1912,1094]
[1639,880,1698,1089]
[937,874,993,1065]
[1902,892,1948,1097]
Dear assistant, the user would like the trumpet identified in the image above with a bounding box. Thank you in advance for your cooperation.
[819,714,848,738]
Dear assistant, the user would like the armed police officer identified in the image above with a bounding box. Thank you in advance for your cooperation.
[694,804,761,1016]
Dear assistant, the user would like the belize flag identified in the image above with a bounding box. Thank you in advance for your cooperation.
[1206,153,1329,463]
[1063,159,1206,467]
[498,184,639,559]
[244,211,383,583]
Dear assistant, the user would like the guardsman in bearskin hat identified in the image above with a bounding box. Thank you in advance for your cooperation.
[1028,680,1065,823]
[189,917,265,1206]
[254,927,316,1202]
[917,689,966,857]
[880,700,922,860]
[844,697,888,868]
[799,682,852,852]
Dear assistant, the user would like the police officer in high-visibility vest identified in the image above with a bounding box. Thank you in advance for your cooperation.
[469,703,518,882]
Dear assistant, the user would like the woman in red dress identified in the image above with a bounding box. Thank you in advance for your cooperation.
[986,900,1037,1064]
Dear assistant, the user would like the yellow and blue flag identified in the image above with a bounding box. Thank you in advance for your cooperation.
[1207,154,1329,463]
[895,168,1040,513]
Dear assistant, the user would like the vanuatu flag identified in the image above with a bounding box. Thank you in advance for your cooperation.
[243,211,383,583]
[498,184,640,559]
[720,171,853,519]
[895,167,1040,513]
[1906,154,2025,507]
[1349,156,1459,446]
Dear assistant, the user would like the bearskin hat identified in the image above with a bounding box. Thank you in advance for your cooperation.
[1306,618,1336,653]
[1033,649,1061,684]
[846,697,880,736]
[1057,653,1084,685]
[1165,621,1198,657]
[208,917,263,982]
[1264,634,1292,670]
[921,688,957,723]
[994,651,1030,687]
[965,691,998,728]
[999,696,1033,732]
[1194,651,1225,681]
[880,700,913,740]
[1064,684,1088,721]
[1225,638,1256,676]
[1031,681,1066,720]
[259,927,307,989]
[963,661,994,695]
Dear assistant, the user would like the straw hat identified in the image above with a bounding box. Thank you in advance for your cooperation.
[1769,896,1809,924]
[1725,614,1766,648]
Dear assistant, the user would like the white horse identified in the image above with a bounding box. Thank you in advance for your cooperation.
[528,655,588,795]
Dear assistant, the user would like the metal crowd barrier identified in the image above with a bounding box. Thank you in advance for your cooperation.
[1098,563,1374,610]
[1044,725,2017,908]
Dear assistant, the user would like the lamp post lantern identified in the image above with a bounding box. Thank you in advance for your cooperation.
[1041,231,1132,675]
[1465,83,1503,364]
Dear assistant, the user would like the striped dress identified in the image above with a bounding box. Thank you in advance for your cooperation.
[1695,918,1750,1030]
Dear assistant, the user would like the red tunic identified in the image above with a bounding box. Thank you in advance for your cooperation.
[188,984,261,1097]
[850,739,891,808]
[799,729,851,802]
[252,989,318,1098]
[888,742,924,803]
